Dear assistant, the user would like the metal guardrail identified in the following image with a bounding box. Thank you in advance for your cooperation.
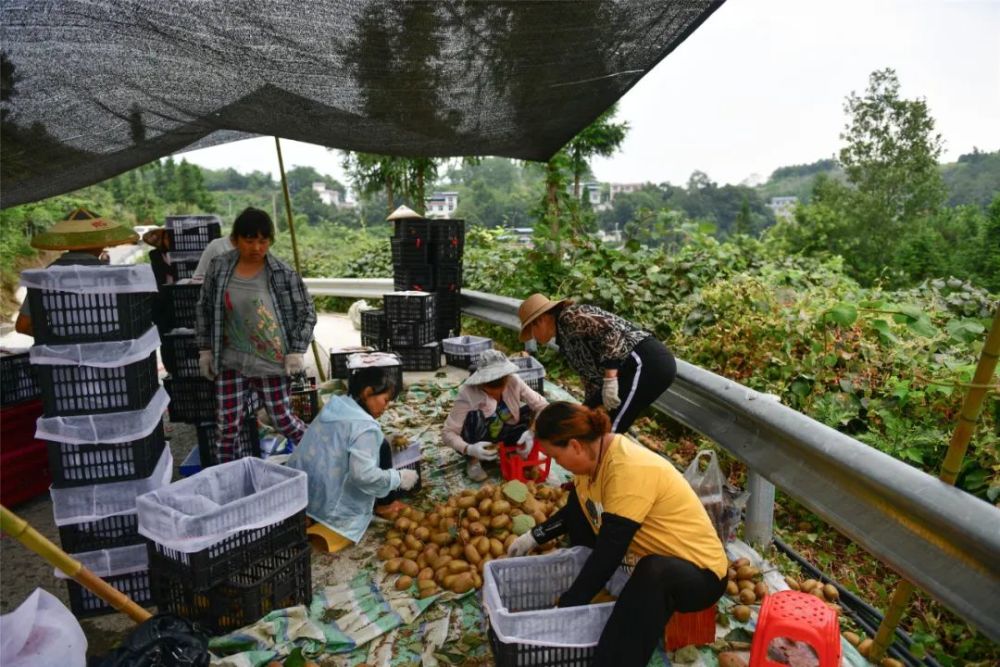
[302,278,1000,641]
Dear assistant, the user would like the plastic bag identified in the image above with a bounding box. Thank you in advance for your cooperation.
[0,588,86,667]
[683,450,748,543]
[347,299,370,330]
[92,613,209,667]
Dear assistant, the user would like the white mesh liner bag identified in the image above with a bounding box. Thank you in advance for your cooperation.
[50,447,172,526]
[483,546,630,650]
[136,458,307,553]
[346,351,401,369]
[20,265,157,294]
[165,215,221,230]
[164,251,203,265]
[29,326,160,367]
[35,386,169,444]
[53,543,148,580]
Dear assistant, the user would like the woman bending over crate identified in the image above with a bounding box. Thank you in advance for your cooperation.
[286,364,419,551]
[507,401,727,667]
[517,294,676,434]
[442,349,548,482]
[196,207,316,462]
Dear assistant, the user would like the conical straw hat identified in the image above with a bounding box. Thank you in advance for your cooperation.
[386,205,422,221]
[31,208,139,251]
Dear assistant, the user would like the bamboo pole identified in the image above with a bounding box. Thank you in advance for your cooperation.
[274,137,326,383]
[1,505,152,623]
[869,307,1000,662]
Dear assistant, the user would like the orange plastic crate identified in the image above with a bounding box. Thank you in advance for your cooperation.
[665,604,717,650]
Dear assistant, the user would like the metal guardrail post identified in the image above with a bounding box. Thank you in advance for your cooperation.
[745,472,775,547]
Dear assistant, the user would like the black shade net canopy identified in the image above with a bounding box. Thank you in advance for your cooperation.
[0,0,725,208]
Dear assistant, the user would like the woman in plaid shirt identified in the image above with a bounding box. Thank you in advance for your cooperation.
[196,207,317,463]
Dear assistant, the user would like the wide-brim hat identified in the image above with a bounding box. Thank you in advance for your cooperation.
[465,349,520,385]
[518,293,571,342]
[386,205,422,221]
[31,208,138,251]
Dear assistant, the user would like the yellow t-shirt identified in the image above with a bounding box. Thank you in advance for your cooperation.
[574,434,728,579]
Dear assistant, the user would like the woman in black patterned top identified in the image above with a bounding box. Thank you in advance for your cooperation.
[518,293,676,433]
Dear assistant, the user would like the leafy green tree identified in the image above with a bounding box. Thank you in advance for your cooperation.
[341,152,408,215]
[566,104,628,199]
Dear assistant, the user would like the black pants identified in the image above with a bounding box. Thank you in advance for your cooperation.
[459,405,535,447]
[595,337,677,434]
[561,490,726,667]
[374,439,401,507]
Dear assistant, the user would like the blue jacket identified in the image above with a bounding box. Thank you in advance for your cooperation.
[286,395,400,542]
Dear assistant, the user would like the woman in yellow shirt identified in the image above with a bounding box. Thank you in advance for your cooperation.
[508,401,728,666]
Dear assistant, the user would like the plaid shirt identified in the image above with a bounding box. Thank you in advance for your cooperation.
[196,251,316,363]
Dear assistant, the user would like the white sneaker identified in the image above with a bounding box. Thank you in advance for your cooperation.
[466,458,488,482]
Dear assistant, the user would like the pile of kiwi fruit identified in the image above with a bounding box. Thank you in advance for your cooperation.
[375,480,569,596]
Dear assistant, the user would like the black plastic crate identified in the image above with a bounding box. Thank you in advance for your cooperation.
[390,237,429,265]
[395,342,442,372]
[166,222,221,252]
[360,309,387,349]
[347,357,403,399]
[152,543,311,634]
[59,513,143,553]
[387,320,435,348]
[431,238,464,264]
[195,412,260,467]
[290,377,319,423]
[430,219,465,244]
[487,626,594,667]
[0,352,41,406]
[164,376,216,423]
[329,346,375,379]
[147,511,306,590]
[67,569,152,619]
[36,353,159,417]
[160,283,201,331]
[393,265,435,292]
[393,218,431,242]
[47,422,167,488]
[27,289,154,344]
[161,331,199,377]
[170,258,200,282]
[384,291,437,322]
[435,264,463,293]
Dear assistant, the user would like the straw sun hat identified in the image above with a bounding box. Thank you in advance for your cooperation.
[518,293,572,342]
[31,208,139,251]
[465,350,520,385]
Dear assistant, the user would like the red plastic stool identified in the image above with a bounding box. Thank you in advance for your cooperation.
[498,440,551,483]
[749,590,841,667]
[665,604,717,650]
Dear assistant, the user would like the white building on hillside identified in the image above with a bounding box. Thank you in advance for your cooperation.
[426,191,459,218]
[312,182,342,207]
[768,196,799,220]
[609,182,644,202]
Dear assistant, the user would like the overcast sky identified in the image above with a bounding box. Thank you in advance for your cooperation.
[181,0,1000,189]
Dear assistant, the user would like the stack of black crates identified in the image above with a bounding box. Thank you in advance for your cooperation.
[21,262,167,617]
[374,214,464,372]
[158,216,261,467]
[0,350,46,507]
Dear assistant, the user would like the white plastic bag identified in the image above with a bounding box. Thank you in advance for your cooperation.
[683,450,748,543]
[0,588,87,667]
[347,299,370,330]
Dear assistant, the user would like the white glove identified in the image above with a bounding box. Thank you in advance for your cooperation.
[398,469,419,491]
[602,376,621,411]
[285,352,305,376]
[515,431,535,458]
[466,441,498,461]
[199,350,216,381]
[507,531,538,557]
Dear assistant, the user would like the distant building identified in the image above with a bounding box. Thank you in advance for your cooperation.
[768,196,799,220]
[609,182,644,202]
[425,191,459,218]
[581,181,607,210]
[312,182,342,207]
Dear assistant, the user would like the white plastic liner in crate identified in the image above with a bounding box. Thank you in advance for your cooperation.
[29,326,160,367]
[442,335,492,357]
[20,264,157,294]
[483,546,629,648]
[35,386,169,444]
[136,457,307,553]
[50,446,172,526]
[346,351,401,369]
[53,543,148,580]
[164,251,203,265]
